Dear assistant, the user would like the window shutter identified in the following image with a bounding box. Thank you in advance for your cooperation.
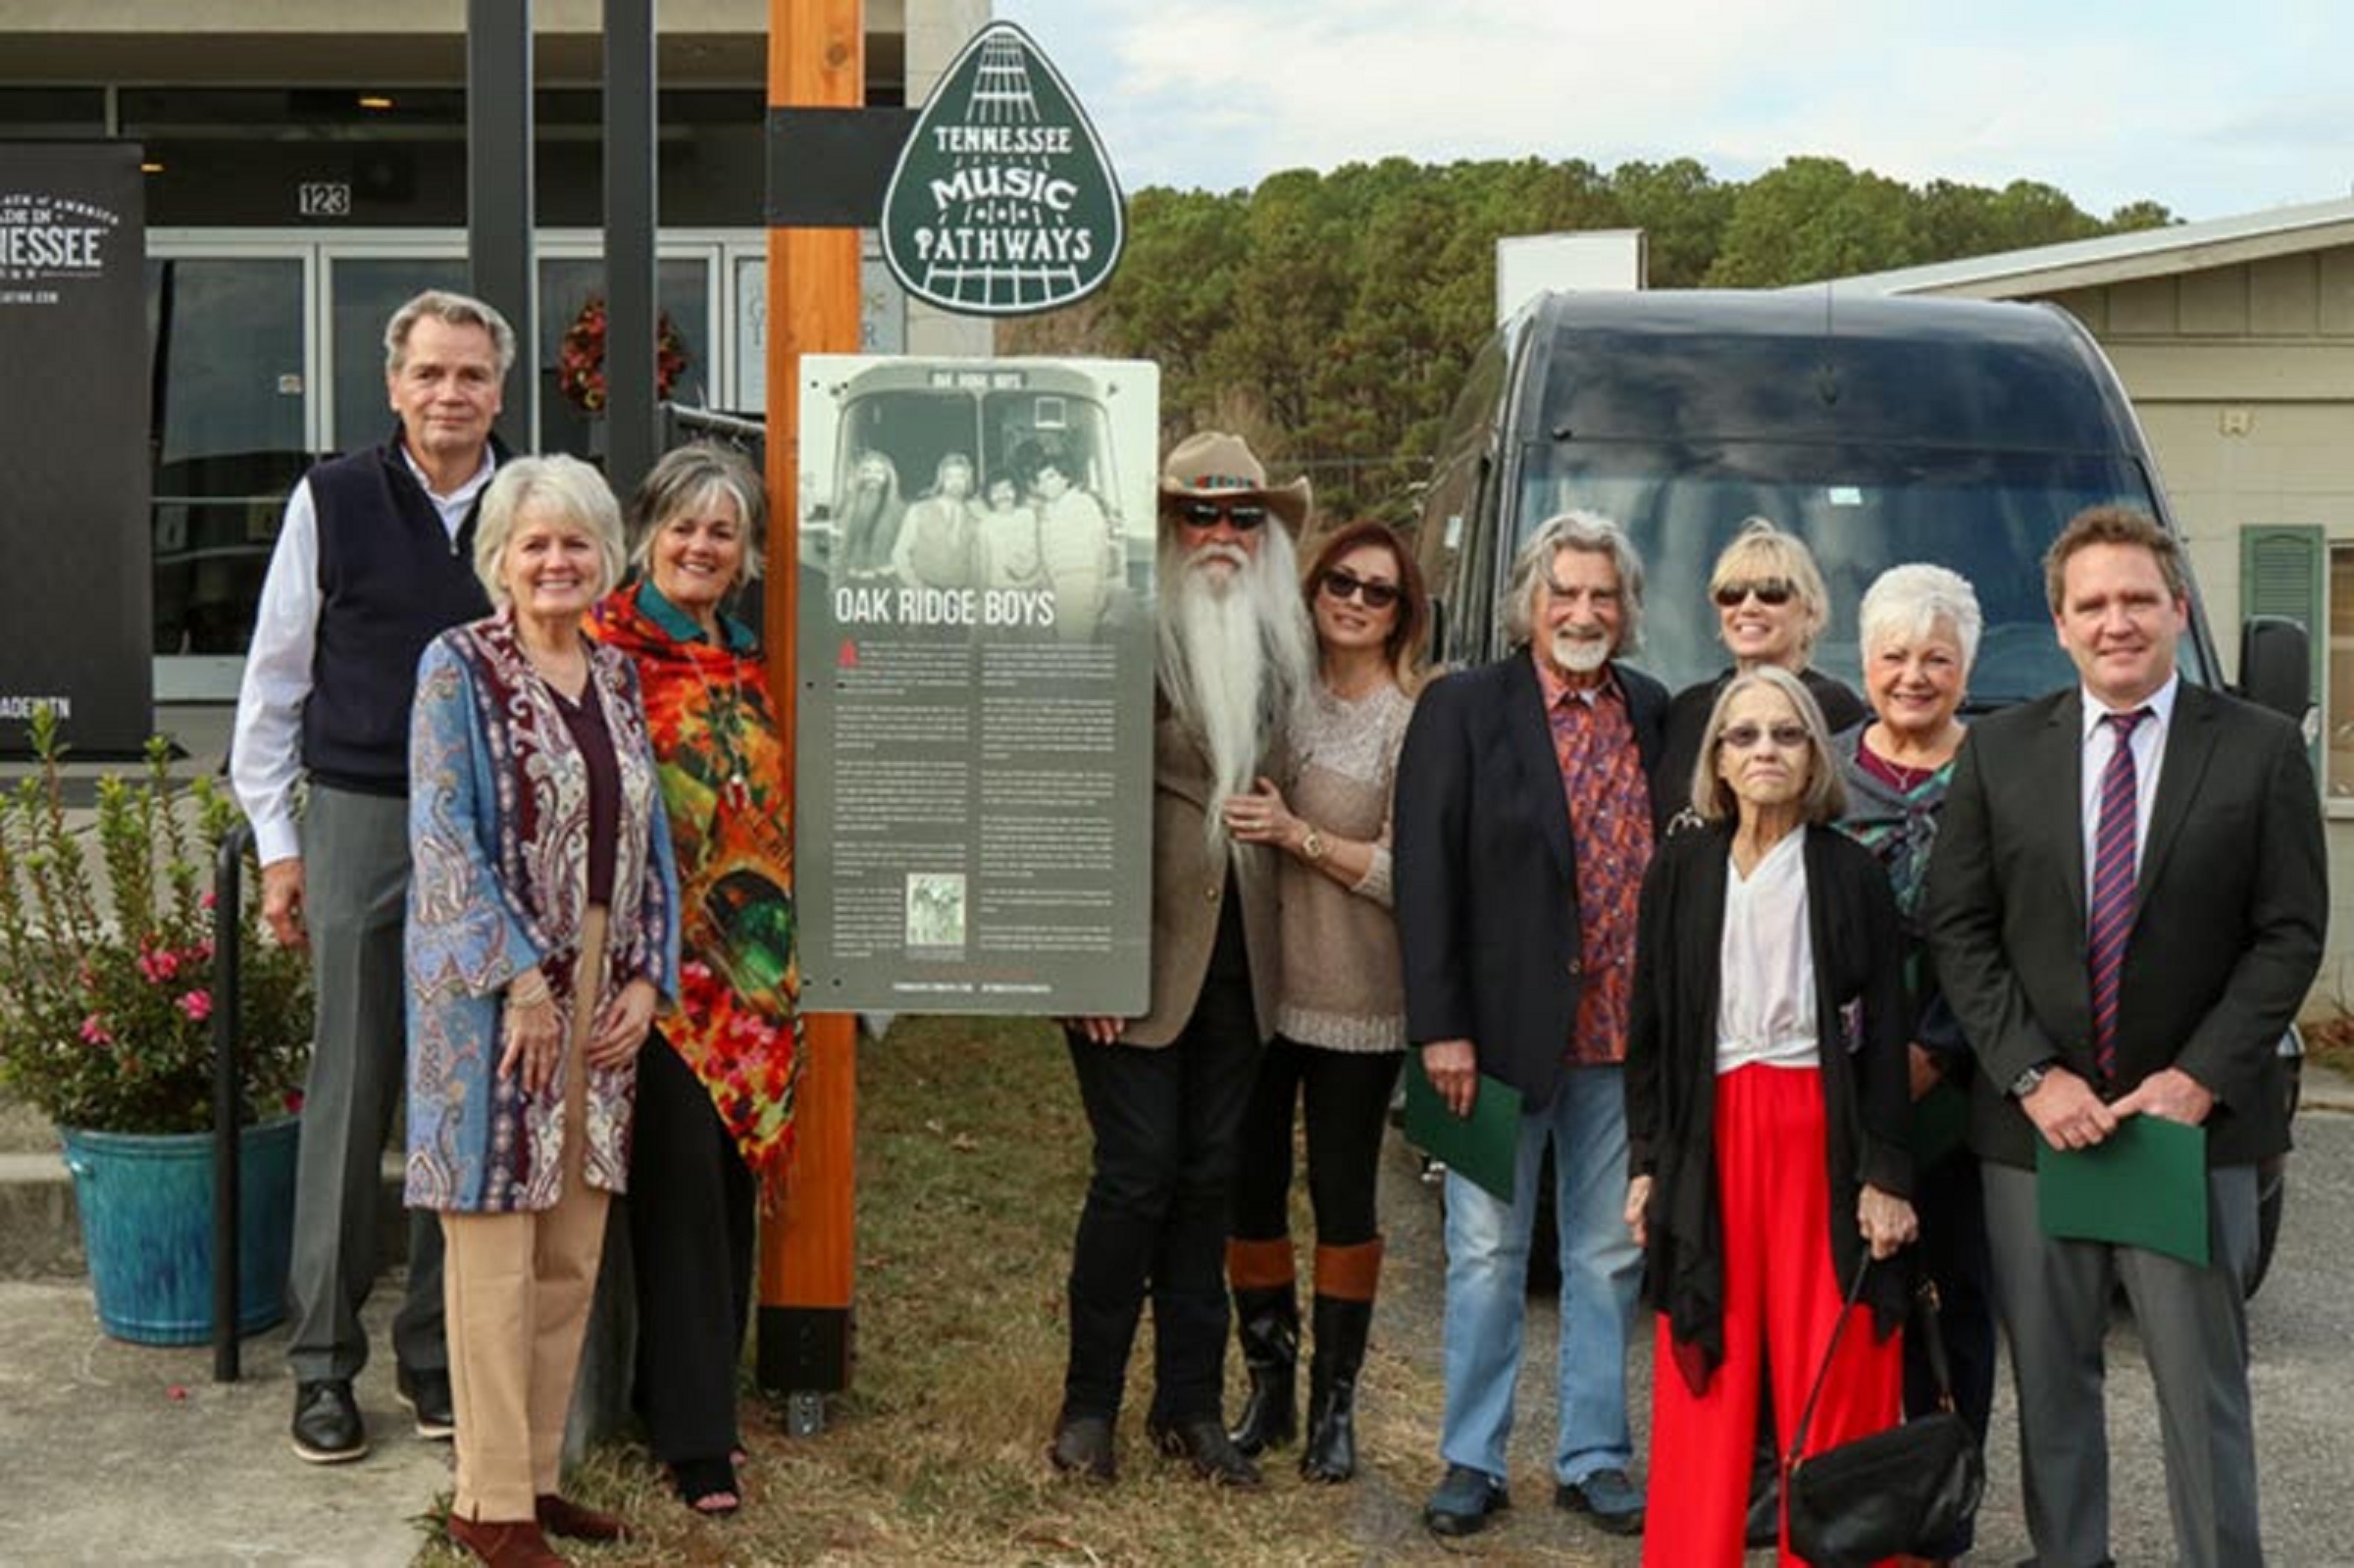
[2238,524,2324,779]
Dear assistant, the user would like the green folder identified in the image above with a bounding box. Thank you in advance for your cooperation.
[1402,1053,1523,1205]
[2035,1114,2209,1268]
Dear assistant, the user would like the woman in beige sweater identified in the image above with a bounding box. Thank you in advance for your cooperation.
[1220,519,1428,1482]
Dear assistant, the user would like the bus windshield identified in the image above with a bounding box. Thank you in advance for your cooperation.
[1515,439,2211,707]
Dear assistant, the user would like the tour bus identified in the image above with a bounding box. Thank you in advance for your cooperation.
[1415,288,2310,1289]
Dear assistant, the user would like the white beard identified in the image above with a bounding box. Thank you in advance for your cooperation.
[1548,624,1613,675]
[1156,528,1314,853]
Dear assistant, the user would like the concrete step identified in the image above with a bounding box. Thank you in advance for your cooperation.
[0,1141,410,1280]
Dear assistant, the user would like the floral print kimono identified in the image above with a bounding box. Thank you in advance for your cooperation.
[403,610,680,1214]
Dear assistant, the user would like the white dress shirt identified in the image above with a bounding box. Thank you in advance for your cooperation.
[230,444,496,865]
[2076,670,2178,932]
[1715,828,1820,1074]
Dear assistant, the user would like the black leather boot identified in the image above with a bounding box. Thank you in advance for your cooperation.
[1300,1293,1371,1483]
[1227,1285,1299,1454]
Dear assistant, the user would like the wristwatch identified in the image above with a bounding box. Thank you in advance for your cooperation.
[1299,827,1329,864]
[2009,1062,2051,1099]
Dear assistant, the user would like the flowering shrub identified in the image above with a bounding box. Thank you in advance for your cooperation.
[555,295,691,415]
[0,706,310,1134]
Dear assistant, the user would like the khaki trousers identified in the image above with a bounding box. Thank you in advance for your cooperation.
[442,906,611,1522]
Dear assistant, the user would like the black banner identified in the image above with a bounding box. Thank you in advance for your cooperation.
[0,141,151,755]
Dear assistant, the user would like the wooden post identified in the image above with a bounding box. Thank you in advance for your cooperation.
[760,0,863,1430]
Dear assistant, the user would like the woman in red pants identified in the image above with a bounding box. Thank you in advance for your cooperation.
[1623,665,1918,1567]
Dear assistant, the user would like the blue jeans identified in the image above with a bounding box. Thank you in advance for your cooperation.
[1439,1064,1641,1486]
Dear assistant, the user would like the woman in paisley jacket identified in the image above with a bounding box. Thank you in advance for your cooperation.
[406,453,679,1568]
[591,442,802,1517]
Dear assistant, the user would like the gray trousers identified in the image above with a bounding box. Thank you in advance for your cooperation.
[286,784,445,1383]
[1981,1158,2262,1568]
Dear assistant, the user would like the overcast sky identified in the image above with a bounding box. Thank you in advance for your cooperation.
[994,0,2351,222]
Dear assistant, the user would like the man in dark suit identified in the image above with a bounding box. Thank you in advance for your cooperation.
[1927,505,2326,1568]
[1396,511,1667,1540]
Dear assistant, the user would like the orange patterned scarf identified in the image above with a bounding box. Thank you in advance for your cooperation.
[590,583,802,1197]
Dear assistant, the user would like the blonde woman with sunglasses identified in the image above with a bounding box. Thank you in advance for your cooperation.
[1654,519,1867,836]
[1219,518,1430,1483]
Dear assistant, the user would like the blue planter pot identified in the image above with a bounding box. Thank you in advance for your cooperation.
[58,1117,300,1346]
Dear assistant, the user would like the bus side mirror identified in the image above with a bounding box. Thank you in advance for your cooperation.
[2238,615,2310,723]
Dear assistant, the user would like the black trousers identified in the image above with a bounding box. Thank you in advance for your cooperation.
[628,1028,756,1464]
[1231,1037,1403,1250]
[1903,1145,1997,1555]
[1062,905,1263,1423]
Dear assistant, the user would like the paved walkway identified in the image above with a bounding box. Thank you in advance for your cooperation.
[0,1279,446,1567]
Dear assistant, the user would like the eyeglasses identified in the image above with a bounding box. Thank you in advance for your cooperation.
[1714,578,1796,608]
[1718,721,1810,751]
[1177,499,1269,531]
[1318,567,1402,610]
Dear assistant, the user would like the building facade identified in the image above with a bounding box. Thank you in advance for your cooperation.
[1,0,991,697]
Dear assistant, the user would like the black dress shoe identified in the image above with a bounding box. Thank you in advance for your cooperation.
[1148,1416,1263,1488]
[290,1378,368,1463]
[1049,1411,1117,1482]
[396,1364,456,1441]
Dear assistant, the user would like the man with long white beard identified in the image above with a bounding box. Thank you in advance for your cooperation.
[1395,511,1666,1540]
[1050,431,1314,1490]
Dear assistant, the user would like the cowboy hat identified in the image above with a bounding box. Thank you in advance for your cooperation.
[1156,430,1312,531]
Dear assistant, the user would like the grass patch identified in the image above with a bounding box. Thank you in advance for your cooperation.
[416,1015,1624,1566]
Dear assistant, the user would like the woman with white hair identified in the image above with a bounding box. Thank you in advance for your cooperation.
[1624,665,1916,1567]
[406,454,679,1566]
[1655,519,1867,835]
[1833,562,1993,1567]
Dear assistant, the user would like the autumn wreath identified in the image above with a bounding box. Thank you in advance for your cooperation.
[556,295,691,414]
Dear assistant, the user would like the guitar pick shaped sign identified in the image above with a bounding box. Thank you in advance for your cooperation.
[881,22,1125,317]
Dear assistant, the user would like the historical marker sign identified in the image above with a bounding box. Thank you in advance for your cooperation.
[880,23,1124,317]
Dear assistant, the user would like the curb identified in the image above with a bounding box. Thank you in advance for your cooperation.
[0,1149,411,1280]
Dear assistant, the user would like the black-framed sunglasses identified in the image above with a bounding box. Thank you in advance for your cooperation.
[1177,498,1269,531]
[1318,567,1403,610]
[1713,578,1796,608]
[1718,721,1810,751]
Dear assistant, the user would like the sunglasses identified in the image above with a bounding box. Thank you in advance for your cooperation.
[1318,567,1403,610]
[1718,721,1810,751]
[1177,499,1269,531]
[1714,578,1796,608]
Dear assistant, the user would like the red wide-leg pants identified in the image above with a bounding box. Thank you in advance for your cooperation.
[1642,1063,1903,1568]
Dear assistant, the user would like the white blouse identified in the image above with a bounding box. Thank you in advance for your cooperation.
[1715,830,1820,1073]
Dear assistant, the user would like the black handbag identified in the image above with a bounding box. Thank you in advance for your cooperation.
[1784,1258,1984,1568]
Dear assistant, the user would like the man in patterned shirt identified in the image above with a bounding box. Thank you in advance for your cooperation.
[1395,510,1667,1540]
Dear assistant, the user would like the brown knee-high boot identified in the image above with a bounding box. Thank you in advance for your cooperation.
[1224,1238,1298,1455]
[1302,1239,1380,1483]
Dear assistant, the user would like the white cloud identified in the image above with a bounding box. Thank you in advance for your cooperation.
[1003,0,2354,218]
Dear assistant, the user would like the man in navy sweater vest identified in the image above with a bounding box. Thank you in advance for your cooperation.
[232,289,513,1464]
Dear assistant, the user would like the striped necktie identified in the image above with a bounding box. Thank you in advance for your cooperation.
[2087,707,2150,1080]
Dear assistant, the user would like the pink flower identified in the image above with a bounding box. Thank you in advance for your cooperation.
[136,946,180,985]
[199,890,218,910]
[78,1013,113,1046]
[177,989,213,1022]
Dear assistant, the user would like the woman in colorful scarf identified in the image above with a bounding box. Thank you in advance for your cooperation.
[406,454,679,1567]
[590,442,803,1517]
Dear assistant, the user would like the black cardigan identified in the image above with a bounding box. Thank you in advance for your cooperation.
[1624,821,1913,1395]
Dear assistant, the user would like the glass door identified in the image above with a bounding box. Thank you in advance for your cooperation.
[146,249,316,700]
